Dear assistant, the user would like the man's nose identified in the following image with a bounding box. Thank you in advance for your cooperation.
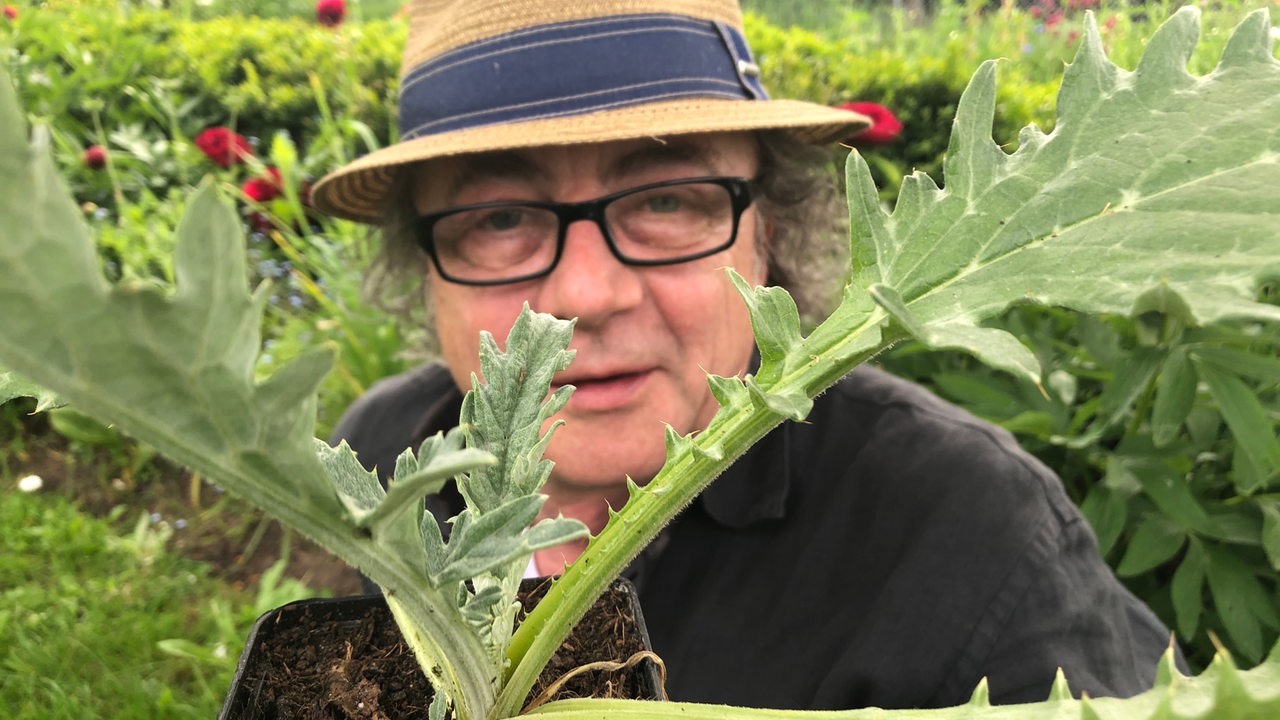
[536,217,643,323]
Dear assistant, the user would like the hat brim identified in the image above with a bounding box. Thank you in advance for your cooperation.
[311,98,870,224]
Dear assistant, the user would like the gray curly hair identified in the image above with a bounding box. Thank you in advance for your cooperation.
[363,131,849,350]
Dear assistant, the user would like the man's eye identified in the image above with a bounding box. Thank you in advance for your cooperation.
[480,208,525,231]
[644,194,683,214]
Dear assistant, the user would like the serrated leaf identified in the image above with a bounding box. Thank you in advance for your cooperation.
[376,430,495,534]
[318,438,386,522]
[844,7,1280,383]
[729,270,805,385]
[0,68,502,717]
[508,11,1280,713]
[459,306,575,512]
[0,73,338,519]
[437,497,586,586]
[869,283,1040,384]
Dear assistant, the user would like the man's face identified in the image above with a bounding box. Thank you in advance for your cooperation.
[413,132,766,501]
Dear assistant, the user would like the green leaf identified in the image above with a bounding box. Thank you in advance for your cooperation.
[1191,345,1280,385]
[459,306,576,512]
[1171,538,1207,642]
[1205,544,1280,664]
[0,368,63,411]
[1086,346,1164,437]
[319,438,386,523]
[0,67,503,719]
[729,271,805,386]
[1259,498,1280,572]
[744,376,812,421]
[1116,513,1186,576]
[1151,347,1198,448]
[375,430,495,535]
[0,70,337,518]
[436,497,583,586]
[869,283,1040,384]
[1079,485,1128,558]
[1127,448,1211,532]
[843,8,1280,384]
[1193,359,1280,491]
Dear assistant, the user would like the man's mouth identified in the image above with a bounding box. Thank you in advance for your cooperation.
[553,369,652,412]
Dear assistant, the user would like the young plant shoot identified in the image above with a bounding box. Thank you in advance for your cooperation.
[1,7,1279,720]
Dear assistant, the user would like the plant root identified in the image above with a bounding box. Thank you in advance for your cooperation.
[521,650,668,713]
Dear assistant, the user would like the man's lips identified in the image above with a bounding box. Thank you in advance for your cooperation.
[552,369,652,411]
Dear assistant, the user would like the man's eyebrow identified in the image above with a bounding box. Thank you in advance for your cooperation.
[608,140,724,181]
[445,152,546,198]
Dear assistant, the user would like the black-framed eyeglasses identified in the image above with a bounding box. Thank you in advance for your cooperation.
[414,176,756,286]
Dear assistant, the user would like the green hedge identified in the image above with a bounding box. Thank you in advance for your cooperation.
[5,7,402,152]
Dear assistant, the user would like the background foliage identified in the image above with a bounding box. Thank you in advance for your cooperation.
[1,0,1278,717]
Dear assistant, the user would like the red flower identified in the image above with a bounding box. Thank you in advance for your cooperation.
[194,127,252,168]
[316,0,345,27]
[837,102,903,147]
[83,145,108,170]
[2,6,16,21]
[246,211,276,234]
[242,167,284,203]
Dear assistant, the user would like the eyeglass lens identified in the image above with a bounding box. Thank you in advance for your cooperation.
[426,178,743,284]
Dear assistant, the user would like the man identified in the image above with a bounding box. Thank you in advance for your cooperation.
[312,0,1178,710]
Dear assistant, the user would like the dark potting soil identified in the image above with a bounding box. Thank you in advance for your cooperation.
[234,580,659,719]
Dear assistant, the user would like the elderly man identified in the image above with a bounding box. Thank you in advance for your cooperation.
[312,0,1178,710]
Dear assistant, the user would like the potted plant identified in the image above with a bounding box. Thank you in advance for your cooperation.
[2,7,1279,720]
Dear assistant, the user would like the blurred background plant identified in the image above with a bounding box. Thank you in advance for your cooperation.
[1,0,1277,716]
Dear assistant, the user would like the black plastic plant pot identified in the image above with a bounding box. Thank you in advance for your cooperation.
[219,577,663,719]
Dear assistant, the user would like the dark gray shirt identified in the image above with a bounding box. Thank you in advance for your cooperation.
[331,362,1178,710]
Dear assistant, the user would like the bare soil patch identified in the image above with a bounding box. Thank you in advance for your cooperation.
[6,408,363,596]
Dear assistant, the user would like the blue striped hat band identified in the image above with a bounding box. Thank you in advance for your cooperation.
[398,13,769,141]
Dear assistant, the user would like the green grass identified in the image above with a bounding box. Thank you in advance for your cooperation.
[0,484,305,719]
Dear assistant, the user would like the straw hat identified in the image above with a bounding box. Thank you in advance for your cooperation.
[311,0,871,224]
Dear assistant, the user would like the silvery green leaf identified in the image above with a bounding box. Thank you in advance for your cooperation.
[460,307,576,512]
[0,68,499,717]
[846,8,1280,379]
[0,71,337,519]
[377,430,495,534]
[0,368,63,411]
[435,496,587,586]
[317,438,385,522]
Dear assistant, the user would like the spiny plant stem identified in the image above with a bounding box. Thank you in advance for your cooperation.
[495,306,902,719]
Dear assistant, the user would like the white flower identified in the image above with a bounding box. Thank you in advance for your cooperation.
[17,474,43,493]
